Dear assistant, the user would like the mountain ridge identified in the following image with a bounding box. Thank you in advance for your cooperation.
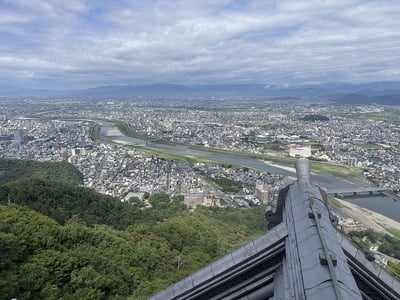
[1,81,400,104]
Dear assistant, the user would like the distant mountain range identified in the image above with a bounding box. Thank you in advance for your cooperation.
[1,81,400,104]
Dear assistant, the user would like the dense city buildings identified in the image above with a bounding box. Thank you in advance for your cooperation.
[1,98,399,203]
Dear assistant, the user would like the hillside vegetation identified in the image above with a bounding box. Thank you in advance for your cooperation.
[4,158,398,299]
[0,158,83,185]
[0,177,266,300]
[0,178,137,230]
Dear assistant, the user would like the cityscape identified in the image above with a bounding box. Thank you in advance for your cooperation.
[1,98,399,205]
[2,97,400,299]
[2,1,400,298]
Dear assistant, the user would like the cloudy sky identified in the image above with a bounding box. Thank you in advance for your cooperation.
[1,0,400,90]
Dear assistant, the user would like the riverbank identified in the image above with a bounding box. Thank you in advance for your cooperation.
[260,160,296,174]
[331,197,400,235]
[383,190,400,201]
[97,121,399,222]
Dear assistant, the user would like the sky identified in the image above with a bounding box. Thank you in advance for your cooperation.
[1,0,400,90]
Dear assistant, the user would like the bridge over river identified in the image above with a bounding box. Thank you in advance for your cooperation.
[326,187,385,197]
[150,159,400,300]
[98,121,400,221]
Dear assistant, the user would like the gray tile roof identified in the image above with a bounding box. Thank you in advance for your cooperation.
[150,158,400,300]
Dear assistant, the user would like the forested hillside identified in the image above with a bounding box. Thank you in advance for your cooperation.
[1,157,399,299]
[0,178,138,229]
[0,158,83,185]
[0,178,266,299]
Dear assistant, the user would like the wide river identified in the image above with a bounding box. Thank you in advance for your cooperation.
[99,122,400,222]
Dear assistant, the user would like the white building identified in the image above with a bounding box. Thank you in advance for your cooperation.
[288,145,311,158]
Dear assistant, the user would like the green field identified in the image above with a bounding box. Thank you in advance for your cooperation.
[333,108,400,124]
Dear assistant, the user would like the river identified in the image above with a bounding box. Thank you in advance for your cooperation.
[98,122,400,222]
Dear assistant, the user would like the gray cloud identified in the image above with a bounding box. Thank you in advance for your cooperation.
[0,0,400,89]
